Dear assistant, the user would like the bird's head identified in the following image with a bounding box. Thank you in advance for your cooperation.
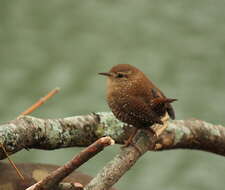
[99,64,141,85]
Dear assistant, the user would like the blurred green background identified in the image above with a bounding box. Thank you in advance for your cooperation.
[0,0,225,189]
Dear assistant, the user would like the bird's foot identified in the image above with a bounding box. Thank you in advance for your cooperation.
[121,140,142,155]
[122,139,132,148]
[122,127,138,148]
[121,128,142,155]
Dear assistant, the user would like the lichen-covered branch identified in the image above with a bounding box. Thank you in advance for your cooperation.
[0,112,225,159]
[154,119,225,156]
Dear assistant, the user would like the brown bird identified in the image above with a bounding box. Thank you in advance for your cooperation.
[99,64,177,146]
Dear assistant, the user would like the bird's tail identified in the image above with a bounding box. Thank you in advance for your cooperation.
[151,98,177,120]
[151,98,177,105]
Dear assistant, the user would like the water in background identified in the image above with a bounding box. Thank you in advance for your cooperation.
[0,1,225,190]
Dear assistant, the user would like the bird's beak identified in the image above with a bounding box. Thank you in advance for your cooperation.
[98,72,113,77]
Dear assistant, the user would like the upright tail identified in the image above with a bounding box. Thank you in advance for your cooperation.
[151,97,177,105]
[151,97,177,120]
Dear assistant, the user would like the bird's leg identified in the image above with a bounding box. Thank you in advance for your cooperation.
[153,112,170,137]
[123,127,138,148]
[122,127,143,155]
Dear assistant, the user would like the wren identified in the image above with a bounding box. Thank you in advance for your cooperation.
[99,64,177,146]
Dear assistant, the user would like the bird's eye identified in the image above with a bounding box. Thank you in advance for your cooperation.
[116,73,124,78]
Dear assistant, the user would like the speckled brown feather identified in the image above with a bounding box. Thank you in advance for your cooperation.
[100,64,177,129]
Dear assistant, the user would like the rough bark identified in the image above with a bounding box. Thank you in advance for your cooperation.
[1,112,225,190]
[28,137,114,190]
[0,112,224,159]
[84,130,155,190]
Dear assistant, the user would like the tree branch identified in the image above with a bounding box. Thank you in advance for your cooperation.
[27,137,114,190]
[0,112,225,159]
[0,162,118,190]
[84,130,155,190]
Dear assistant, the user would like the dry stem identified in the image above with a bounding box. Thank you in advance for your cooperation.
[20,87,60,116]
[0,144,25,180]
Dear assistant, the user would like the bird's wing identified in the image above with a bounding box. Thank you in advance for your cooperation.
[119,95,163,126]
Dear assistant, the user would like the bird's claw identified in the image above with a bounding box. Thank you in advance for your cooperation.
[121,140,142,155]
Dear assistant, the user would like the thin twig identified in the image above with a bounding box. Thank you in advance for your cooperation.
[5,88,60,181]
[0,144,25,180]
[20,87,60,116]
[26,137,114,190]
